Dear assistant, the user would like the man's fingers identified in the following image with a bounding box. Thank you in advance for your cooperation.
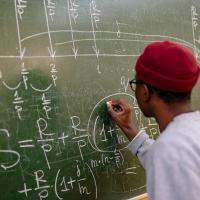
[107,101,124,118]
[109,99,124,107]
[107,101,117,116]
[107,99,131,112]
[107,101,115,114]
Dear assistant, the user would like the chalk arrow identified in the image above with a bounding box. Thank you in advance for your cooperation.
[19,47,26,60]
[48,47,56,60]
[72,46,79,59]
[92,46,100,58]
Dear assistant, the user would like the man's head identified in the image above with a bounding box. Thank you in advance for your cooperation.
[135,40,200,93]
[133,41,200,117]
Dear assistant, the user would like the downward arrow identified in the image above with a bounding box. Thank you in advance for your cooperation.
[72,46,79,59]
[48,47,56,60]
[92,46,100,58]
[19,47,26,60]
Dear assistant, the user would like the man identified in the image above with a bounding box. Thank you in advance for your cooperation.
[107,41,200,200]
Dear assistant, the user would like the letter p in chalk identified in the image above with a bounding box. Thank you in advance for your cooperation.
[77,140,86,161]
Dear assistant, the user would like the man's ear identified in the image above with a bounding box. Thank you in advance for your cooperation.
[142,84,151,102]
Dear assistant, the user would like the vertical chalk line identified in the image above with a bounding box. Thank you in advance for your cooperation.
[191,6,198,58]
[89,1,99,57]
[43,0,55,57]
[14,0,24,59]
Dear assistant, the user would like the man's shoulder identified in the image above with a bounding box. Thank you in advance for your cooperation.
[149,111,200,162]
[158,111,200,142]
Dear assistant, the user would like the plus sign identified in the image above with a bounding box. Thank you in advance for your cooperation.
[107,126,115,137]
[58,132,69,146]
[67,176,76,190]
[18,183,32,197]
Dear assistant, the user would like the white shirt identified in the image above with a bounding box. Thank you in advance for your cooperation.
[128,111,200,200]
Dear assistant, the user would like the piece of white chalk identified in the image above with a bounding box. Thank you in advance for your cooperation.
[106,101,111,106]
[106,101,111,109]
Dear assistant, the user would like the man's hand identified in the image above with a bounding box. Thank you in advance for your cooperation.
[107,98,139,141]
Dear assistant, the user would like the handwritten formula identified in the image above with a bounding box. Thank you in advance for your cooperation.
[0,0,199,199]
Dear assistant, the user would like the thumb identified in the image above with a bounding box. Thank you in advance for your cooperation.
[107,101,122,117]
[107,101,115,116]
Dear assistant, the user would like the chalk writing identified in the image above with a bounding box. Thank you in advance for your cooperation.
[42,93,52,119]
[47,0,56,21]
[67,0,79,58]
[13,90,24,120]
[43,0,56,59]
[16,0,27,20]
[0,129,20,170]
[50,63,58,86]
[121,76,130,92]
[3,0,195,199]
[18,166,98,199]
[191,5,200,58]
[21,62,29,90]
[37,118,55,169]
[68,0,79,24]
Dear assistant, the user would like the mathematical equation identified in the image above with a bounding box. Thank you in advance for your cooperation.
[18,165,97,199]
[1,0,198,199]
[0,72,157,199]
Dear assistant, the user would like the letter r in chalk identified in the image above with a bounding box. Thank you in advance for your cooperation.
[37,118,48,139]
[70,116,86,136]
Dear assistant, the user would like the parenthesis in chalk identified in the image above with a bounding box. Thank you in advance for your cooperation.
[54,169,63,200]
[85,163,98,199]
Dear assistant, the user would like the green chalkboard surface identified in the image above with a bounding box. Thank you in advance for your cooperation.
[0,0,200,199]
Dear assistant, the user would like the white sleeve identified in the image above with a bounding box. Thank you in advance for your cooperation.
[127,130,154,168]
[147,141,200,200]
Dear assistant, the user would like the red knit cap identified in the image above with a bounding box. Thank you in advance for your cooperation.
[135,41,200,92]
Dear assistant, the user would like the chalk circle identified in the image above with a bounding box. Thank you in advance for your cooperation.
[87,93,138,153]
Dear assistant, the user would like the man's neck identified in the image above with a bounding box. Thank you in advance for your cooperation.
[154,101,193,132]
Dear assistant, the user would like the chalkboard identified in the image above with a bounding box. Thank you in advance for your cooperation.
[0,0,200,200]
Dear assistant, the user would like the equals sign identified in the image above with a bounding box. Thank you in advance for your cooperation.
[18,139,35,148]
[126,166,137,175]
